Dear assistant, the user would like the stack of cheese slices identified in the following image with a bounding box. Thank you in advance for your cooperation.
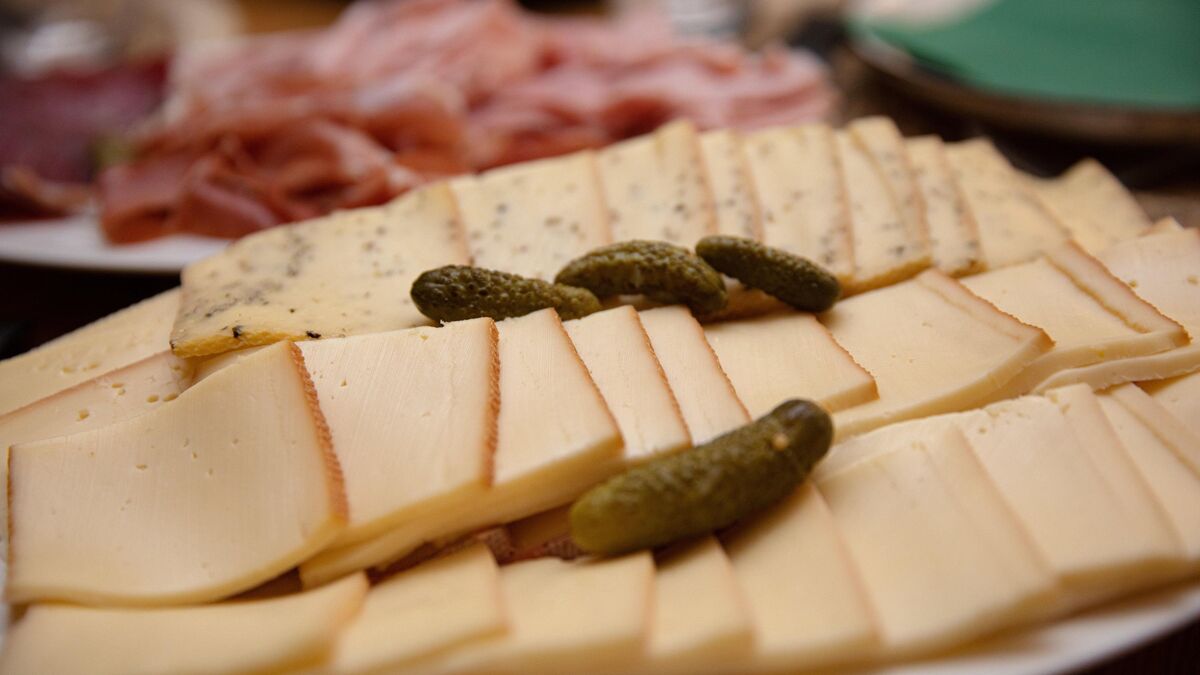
[1,116,1198,675]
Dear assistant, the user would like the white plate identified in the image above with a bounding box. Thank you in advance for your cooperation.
[0,216,226,274]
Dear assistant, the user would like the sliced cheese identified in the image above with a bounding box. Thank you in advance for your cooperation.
[1028,158,1152,253]
[1141,371,1200,440]
[0,288,178,415]
[835,130,930,293]
[848,117,925,243]
[171,184,468,358]
[961,395,1184,605]
[298,318,498,545]
[8,342,347,606]
[1106,383,1200,477]
[699,129,762,239]
[300,309,623,586]
[598,119,716,246]
[1097,391,1200,565]
[704,313,877,418]
[639,306,750,443]
[827,270,1052,438]
[454,151,610,281]
[743,124,854,282]
[723,485,877,672]
[0,573,367,675]
[564,306,691,462]
[905,135,983,275]
[638,537,752,675]
[944,139,1069,268]
[323,545,505,675]
[1146,216,1185,235]
[413,553,654,675]
[962,243,1186,398]
[820,426,1055,657]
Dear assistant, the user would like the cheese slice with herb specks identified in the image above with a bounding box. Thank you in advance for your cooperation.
[170,183,468,358]
[906,135,983,276]
[699,130,762,240]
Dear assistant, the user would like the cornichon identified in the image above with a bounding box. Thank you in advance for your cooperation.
[555,240,727,315]
[569,399,832,556]
[411,265,601,322]
[696,235,841,312]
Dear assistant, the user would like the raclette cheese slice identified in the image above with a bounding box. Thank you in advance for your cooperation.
[598,119,716,246]
[826,270,1051,438]
[699,130,762,240]
[820,426,1056,657]
[300,309,623,586]
[298,318,499,546]
[905,135,983,276]
[322,545,506,675]
[170,183,468,358]
[0,288,178,416]
[704,313,876,419]
[639,306,750,443]
[564,306,691,462]
[1106,384,1200,476]
[1027,159,1152,253]
[0,573,367,675]
[7,341,347,606]
[1141,371,1200,441]
[453,152,610,281]
[723,485,877,672]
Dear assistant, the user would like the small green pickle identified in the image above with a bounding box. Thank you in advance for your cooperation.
[411,265,601,322]
[696,235,841,312]
[555,240,727,315]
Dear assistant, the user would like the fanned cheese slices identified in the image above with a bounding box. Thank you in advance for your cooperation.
[298,318,499,546]
[826,270,1051,438]
[1028,159,1153,253]
[453,151,610,281]
[598,119,717,246]
[170,183,468,358]
[704,313,877,418]
[7,342,347,606]
[0,288,178,415]
[0,573,368,675]
[1141,371,1200,440]
[699,130,762,240]
[905,135,983,276]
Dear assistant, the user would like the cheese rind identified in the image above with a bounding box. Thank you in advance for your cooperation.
[454,152,610,281]
[171,184,468,357]
[1028,159,1152,253]
[298,318,499,545]
[0,573,367,675]
[905,135,983,275]
[564,306,691,462]
[8,342,347,606]
[704,313,877,418]
[699,130,762,240]
[0,289,179,415]
[639,306,750,443]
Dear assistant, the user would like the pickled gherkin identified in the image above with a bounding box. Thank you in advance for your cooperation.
[411,265,601,322]
[696,235,841,312]
[555,240,727,315]
[569,399,832,555]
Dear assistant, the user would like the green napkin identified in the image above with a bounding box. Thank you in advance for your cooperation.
[853,0,1200,109]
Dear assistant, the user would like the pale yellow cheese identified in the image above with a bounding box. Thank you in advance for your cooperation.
[848,117,926,245]
[1098,228,1200,338]
[827,270,1052,438]
[1106,383,1200,477]
[1142,371,1200,440]
[298,318,498,545]
[598,120,716,246]
[960,395,1185,605]
[723,485,877,672]
[322,545,505,675]
[1097,391,1200,565]
[944,139,1069,268]
[835,130,931,293]
[1028,158,1152,253]
[0,573,367,675]
[820,426,1056,657]
[637,537,752,675]
[743,124,854,282]
[699,130,762,239]
[1146,216,1185,235]
[8,342,347,606]
[704,313,877,418]
[171,184,468,357]
[564,306,691,462]
[411,553,654,675]
[0,351,194,557]
[962,243,1186,398]
[639,306,750,443]
[300,309,623,586]
[453,151,610,281]
[905,135,983,275]
[0,288,178,415]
